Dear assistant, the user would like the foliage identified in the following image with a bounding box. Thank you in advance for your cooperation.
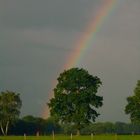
[125,80,140,123]
[4,117,140,135]
[48,68,103,133]
[8,116,62,135]
[62,122,140,135]
[0,91,22,135]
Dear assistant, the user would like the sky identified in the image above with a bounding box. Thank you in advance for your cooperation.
[0,0,140,122]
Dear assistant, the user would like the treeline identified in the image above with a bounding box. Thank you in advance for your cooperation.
[3,116,140,135]
[54,122,140,135]
[7,116,61,135]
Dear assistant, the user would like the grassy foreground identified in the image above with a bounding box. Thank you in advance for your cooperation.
[0,135,140,140]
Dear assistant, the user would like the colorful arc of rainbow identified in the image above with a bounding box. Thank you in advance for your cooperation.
[64,0,116,69]
[42,0,117,118]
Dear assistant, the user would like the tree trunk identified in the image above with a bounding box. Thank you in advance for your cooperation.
[76,129,80,136]
[5,121,9,135]
[76,122,81,136]
[0,123,5,136]
[0,121,9,136]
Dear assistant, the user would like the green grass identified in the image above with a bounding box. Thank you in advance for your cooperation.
[0,135,140,140]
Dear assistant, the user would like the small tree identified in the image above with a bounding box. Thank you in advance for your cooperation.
[48,68,103,135]
[0,91,22,135]
[125,80,140,123]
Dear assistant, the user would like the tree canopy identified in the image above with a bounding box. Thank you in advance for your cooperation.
[0,91,22,135]
[48,68,103,133]
[125,80,140,123]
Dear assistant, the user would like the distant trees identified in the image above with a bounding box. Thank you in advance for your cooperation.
[8,116,62,135]
[125,80,140,123]
[48,68,103,135]
[6,119,140,135]
[60,122,140,135]
[0,91,22,135]
[21,116,61,135]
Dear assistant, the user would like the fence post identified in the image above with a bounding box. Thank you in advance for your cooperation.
[91,133,93,140]
[71,133,73,140]
[52,130,55,140]
[24,133,26,140]
[36,131,39,137]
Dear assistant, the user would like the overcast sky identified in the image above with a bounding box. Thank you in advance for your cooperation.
[0,0,140,122]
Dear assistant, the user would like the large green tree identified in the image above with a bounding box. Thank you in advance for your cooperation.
[48,68,103,134]
[0,91,22,135]
[125,80,140,123]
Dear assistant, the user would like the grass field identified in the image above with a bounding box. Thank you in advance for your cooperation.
[0,135,140,140]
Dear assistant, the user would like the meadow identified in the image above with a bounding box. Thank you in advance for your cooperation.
[0,135,140,140]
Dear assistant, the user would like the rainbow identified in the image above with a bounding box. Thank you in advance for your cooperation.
[42,0,117,118]
[64,0,117,69]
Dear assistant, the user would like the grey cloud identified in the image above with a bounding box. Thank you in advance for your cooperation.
[0,0,140,121]
[0,0,102,30]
